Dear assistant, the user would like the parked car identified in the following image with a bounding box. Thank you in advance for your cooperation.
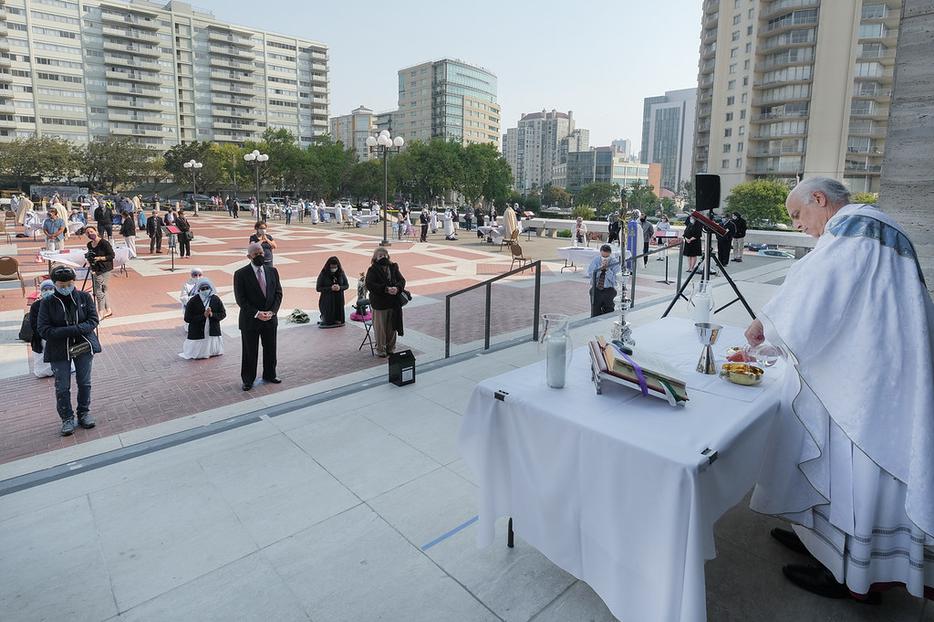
[745,242,769,252]
[757,249,795,259]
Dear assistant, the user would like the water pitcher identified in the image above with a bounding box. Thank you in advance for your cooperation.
[539,313,573,388]
[689,280,714,325]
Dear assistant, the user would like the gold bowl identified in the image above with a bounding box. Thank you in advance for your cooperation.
[720,362,765,386]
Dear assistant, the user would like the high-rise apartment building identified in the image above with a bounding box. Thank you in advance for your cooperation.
[330,105,375,160]
[390,58,500,146]
[641,88,697,192]
[552,146,660,195]
[503,110,587,193]
[0,0,329,147]
[694,0,900,202]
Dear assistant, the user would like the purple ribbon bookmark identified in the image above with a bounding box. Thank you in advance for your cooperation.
[614,346,649,397]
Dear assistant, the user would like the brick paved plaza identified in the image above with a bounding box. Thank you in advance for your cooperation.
[0,212,683,464]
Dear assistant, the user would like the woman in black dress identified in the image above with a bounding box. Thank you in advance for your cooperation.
[316,256,349,327]
[682,215,703,273]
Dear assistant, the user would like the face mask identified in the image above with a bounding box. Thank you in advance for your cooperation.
[329,266,338,273]
[41,289,54,299]
[88,233,97,240]
[376,257,389,266]
[251,255,265,266]
[55,285,74,296]
[199,288,212,301]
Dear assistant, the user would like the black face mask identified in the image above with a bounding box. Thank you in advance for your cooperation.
[376,257,390,266]
[251,255,265,266]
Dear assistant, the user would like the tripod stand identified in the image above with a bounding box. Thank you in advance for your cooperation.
[661,227,756,320]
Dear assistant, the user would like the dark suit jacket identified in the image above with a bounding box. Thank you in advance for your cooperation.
[233,263,283,331]
[147,215,164,237]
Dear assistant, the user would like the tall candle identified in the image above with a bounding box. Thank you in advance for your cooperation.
[546,337,567,388]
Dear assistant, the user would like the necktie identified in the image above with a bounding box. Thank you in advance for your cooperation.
[257,266,267,297]
[597,267,606,290]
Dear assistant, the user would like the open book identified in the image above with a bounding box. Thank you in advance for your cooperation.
[589,337,689,404]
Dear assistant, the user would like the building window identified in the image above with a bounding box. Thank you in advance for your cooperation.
[748,8,754,18]
[732,31,740,41]
[740,110,746,120]
[739,126,746,135]
[727,96,735,106]
[730,47,738,58]
[737,141,744,152]
[725,128,733,137]
[729,64,737,74]
[733,15,741,25]
[747,25,753,35]
[722,159,730,169]
[743,76,749,86]
[741,93,748,103]
[745,42,752,53]
[723,144,732,153]
[726,112,734,121]
[728,79,736,89]
[736,157,743,167]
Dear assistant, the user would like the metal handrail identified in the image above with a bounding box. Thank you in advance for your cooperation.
[444,260,542,358]
[626,240,683,307]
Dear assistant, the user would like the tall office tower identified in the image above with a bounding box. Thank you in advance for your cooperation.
[694,0,900,202]
[611,138,632,159]
[641,88,697,192]
[330,105,376,160]
[392,58,499,146]
[0,0,329,147]
[503,109,585,193]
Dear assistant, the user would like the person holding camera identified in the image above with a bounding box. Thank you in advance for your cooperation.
[85,225,115,319]
[37,265,101,436]
[249,221,277,266]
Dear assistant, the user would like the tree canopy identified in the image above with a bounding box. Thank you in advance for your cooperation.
[724,179,792,227]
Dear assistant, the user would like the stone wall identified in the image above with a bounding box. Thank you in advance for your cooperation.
[880,0,934,294]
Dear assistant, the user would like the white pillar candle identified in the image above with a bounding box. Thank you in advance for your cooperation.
[546,337,567,388]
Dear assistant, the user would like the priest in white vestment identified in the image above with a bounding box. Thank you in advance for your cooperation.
[503,204,518,240]
[745,177,934,604]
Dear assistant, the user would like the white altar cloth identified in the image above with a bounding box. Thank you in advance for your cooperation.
[459,318,784,622]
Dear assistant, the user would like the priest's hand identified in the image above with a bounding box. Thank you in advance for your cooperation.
[745,319,765,346]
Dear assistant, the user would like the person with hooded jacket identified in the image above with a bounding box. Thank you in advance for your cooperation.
[365,247,406,357]
[316,256,349,327]
[38,265,101,436]
[180,277,226,359]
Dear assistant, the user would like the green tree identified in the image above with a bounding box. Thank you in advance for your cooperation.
[725,179,791,228]
[481,154,513,208]
[163,141,225,192]
[0,137,80,188]
[677,179,695,213]
[346,159,384,200]
[626,181,658,216]
[576,182,618,216]
[542,185,572,208]
[81,137,157,192]
[660,197,677,217]
[210,143,247,195]
[851,191,878,204]
[571,205,595,220]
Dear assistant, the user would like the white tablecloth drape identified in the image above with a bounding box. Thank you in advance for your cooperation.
[40,245,131,270]
[458,318,784,622]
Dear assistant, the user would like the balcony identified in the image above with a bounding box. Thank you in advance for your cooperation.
[850,106,889,120]
[761,0,819,19]
[209,81,258,95]
[208,30,254,48]
[107,110,163,124]
[748,166,801,175]
[848,126,887,138]
[211,94,254,108]
[104,81,161,96]
[701,44,717,59]
[704,0,719,15]
[103,41,162,58]
[754,128,808,139]
[108,98,163,112]
[212,120,260,132]
[764,15,818,35]
[844,162,882,174]
[209,44,254,60]
[846,146,884,156]
[110,126,164,137]
[749,146,805,157]
[102,26,160,44]
[101,11,160,31]
[105,70,161,85]
[208,56,255,72]
[703,12,719,28]
[858,47,897,64]
[751,110,809,122]
[104,54,161,71]
[209,70,256,84]
[753,74,812,88]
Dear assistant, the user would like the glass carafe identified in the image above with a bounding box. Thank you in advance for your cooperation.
[689,280,714,325]
[539,313,573,388]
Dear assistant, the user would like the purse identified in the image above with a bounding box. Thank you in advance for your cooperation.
[397,289,412,307]
[68,338,91,357]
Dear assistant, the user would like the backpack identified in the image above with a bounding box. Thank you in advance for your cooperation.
[18,313,33,342]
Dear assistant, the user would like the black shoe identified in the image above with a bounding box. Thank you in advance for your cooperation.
[77,413,96,429]
[264,377,282,384]
[242,382,253,391]
[770,528,814,556]
[61,418,76,436]
[782,564,881,604]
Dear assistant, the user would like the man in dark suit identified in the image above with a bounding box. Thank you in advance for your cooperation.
[233,242,283,390]
[146,209,164,253]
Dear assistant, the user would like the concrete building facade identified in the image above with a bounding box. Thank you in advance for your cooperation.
[611,138,633,159]
[503,109,587,194]
[0,0,329,147]
[694,0,901,204]
[641,88,697,192]
[390,58,500,146]
[329,105,375,161]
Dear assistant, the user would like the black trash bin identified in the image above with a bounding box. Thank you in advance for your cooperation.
[388,349,416,386]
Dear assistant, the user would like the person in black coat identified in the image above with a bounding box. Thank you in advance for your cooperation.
[146,209,164,253]
[419,209,430,242]
[29,279,56,378]
[316,256,349,327]
[180,277,227,359]
[119,211,137,258]
[175,208,192,257]
[37,265,101,436]
[682,215,704,273]
[364,247,406,357]
[94,203,114,239]
[233,242,283,390]
[717,217,736,267]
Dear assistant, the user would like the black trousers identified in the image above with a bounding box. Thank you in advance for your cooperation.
[149,233,162,253]
[97,222,113,239]
[643,240,650,266]
[591,287,616,318]
[178,235,191,256]
[420,224,428,242]
[240,324,277,384]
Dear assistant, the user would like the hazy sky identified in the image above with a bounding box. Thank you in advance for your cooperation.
[196,0,703,150]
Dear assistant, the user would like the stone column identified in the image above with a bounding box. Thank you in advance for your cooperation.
[880,0,934,294]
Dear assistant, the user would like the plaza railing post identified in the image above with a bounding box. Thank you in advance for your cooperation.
[444,295,452,359]
[484,282,492,351]
[532,261,541,342]
[630,253,638,308]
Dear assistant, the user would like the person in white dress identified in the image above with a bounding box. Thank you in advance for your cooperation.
[310,201,319,224]
[179,277,226,360]
[745,177,934,604]
[443,209,457,240]
[179,267,203,308]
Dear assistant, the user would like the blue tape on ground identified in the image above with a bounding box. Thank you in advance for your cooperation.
[420,515,479,551]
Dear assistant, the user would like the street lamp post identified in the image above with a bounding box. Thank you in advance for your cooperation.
[365,130,404,247]
[243,149,269,209]
[183,159,203,213]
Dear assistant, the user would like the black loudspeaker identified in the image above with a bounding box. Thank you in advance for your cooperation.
[695,174,721,212]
